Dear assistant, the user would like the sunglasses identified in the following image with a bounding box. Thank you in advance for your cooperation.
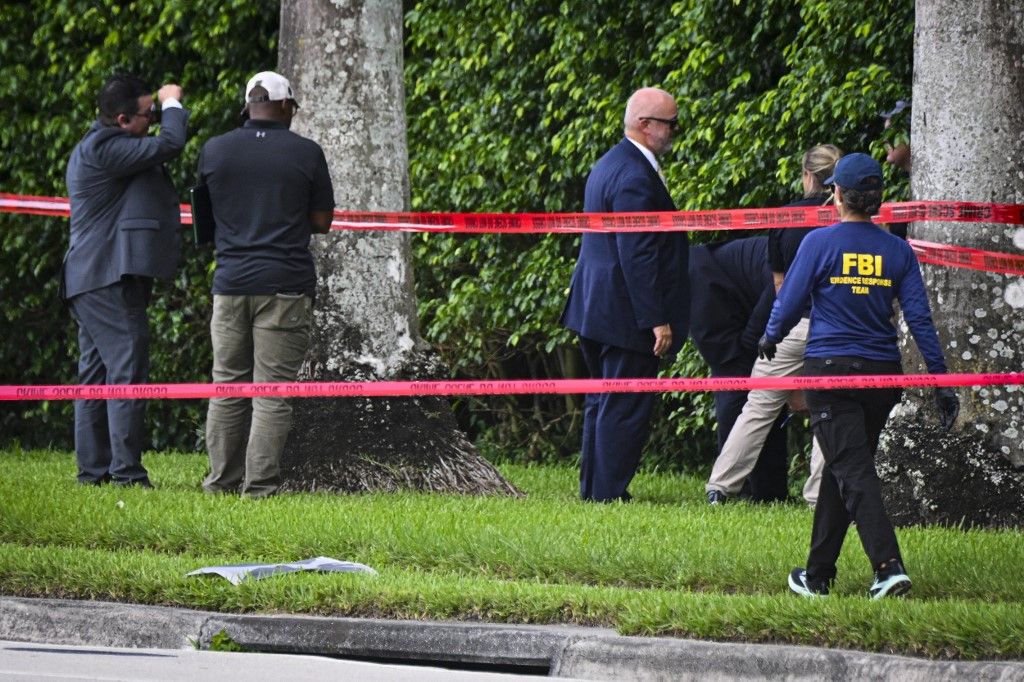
[641,116,679,130]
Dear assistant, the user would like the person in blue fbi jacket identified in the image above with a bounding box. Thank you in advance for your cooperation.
[561,87,689,502]
[759,152,960,599]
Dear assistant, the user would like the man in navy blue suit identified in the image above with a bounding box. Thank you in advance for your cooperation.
[561,87,690,502]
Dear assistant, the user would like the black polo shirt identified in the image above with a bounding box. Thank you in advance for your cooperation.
[765,194,833,319]
[767,194,831,275]
[198,119,335,297]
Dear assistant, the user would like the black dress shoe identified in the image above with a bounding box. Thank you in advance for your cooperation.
[583,491,633,504]
[113,478,155,489]
[77,474,111,486]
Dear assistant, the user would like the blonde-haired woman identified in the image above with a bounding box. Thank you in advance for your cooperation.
[705,144,840,507]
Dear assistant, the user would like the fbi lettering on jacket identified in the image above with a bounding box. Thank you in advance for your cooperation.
[829,253,892,295]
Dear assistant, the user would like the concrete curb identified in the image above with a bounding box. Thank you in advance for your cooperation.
[199,613,598,671]
[2,597,1022,681]
[0,596,207,650]
[554,636,1024,681]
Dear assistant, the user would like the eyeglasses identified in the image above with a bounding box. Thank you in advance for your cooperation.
[127,103,158,122]
[641,116,679,130]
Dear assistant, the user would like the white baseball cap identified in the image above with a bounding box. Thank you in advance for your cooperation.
[244,71,298,106]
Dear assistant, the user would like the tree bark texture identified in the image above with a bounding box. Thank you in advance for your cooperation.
[877,0,1024,527]
[275,0,518,496]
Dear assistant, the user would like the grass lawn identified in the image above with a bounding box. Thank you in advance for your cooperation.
[1,449,1022,660]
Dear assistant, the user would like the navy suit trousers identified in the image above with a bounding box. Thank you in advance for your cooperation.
[69,277,152,484]
[578,336,660,502]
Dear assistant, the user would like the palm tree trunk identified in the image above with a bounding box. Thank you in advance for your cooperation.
[877,0,1024,526]
[277,0,518,495]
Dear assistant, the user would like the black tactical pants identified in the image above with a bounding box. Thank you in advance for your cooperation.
[803,356,903,581]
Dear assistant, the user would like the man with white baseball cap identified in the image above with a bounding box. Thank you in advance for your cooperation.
[241,71,299,117]
[198,70,334,497]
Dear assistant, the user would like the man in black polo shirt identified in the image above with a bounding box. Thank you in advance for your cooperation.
[198,70,335,497]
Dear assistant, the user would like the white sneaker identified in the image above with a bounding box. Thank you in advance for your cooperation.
[869,562,912,599]
[788,568,829,597]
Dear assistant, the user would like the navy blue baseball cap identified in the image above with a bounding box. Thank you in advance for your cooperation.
[825,153,884,191]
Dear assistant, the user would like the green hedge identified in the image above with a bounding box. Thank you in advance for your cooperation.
[1,1,913,470]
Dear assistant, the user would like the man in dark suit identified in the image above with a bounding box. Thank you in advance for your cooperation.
[561,87,689,502]
[688,237,789,502]
[63,74,189,487]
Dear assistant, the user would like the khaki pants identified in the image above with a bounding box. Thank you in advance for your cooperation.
[204,294,311,497]
[705,317,825,506]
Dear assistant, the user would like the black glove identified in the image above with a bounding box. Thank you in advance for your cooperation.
[739,335,759,358]
[757,335,777,361]
[934,387,960,430]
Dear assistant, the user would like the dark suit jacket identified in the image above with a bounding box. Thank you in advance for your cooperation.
[63,106,189,299]
[561,138,690,356]
[688,236,775,369]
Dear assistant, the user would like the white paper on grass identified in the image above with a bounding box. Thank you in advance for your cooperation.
[187,556,377,585]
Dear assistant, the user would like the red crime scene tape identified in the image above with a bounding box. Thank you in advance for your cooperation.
[911,239,1024,276]
[3,372,1024,402]
[3,192,1024,232]
[5,192,1023,274]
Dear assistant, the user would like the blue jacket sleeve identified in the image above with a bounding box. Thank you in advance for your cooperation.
[612,174,667,330]
[93,107,189,179]
[897,249,948,374]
